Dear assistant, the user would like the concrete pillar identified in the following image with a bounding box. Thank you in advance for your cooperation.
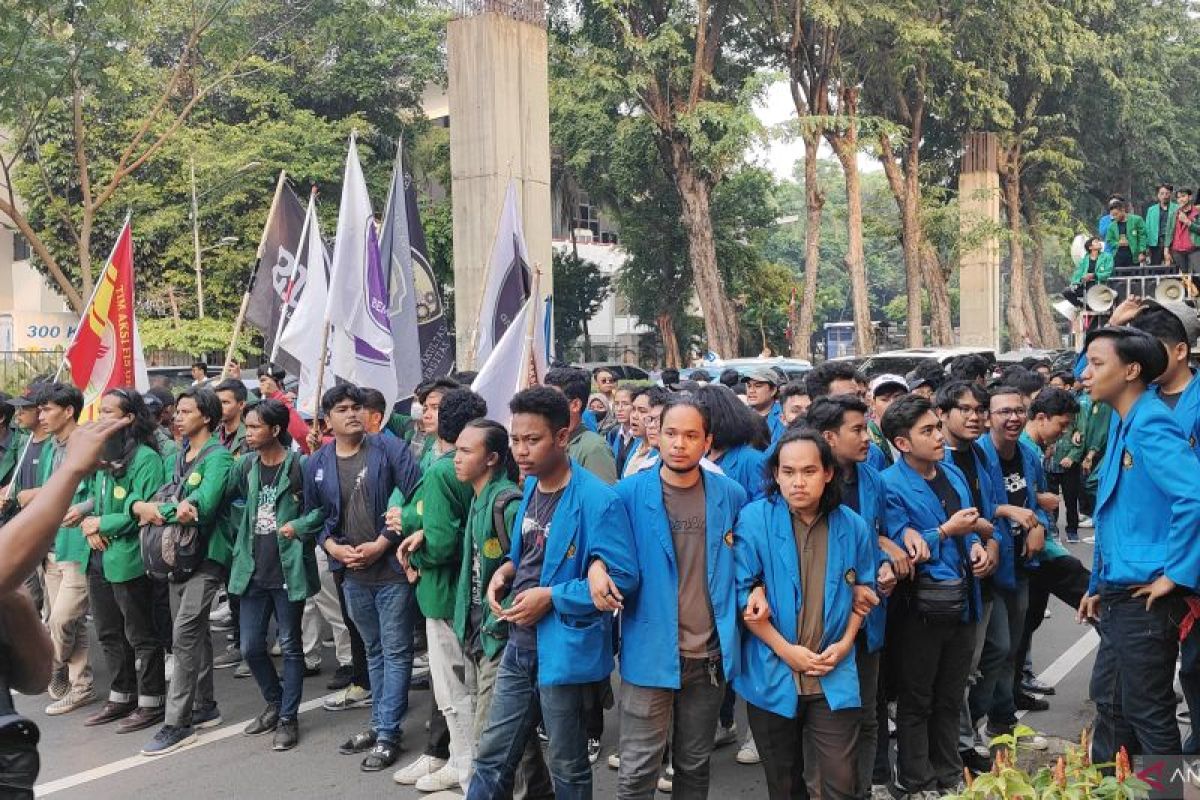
[448,11,552,369]
[958,133,1001,351]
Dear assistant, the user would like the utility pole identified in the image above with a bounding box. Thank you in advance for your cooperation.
[190,153,205,318]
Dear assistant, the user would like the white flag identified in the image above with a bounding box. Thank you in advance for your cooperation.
[472,299,532,430]
[278,195,335,418]
[474,180,531,365]
[325,132,399,407]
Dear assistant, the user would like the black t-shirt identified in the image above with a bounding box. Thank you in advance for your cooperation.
[1159,205,1170,246]
[337,448,398,585]
[949,446,984,510]
[999,450,1030,562]
[251,461,285,589]
[925,464,962,519]
[508,487,564,650]
[1114,220,1134,267]
[841,467,860,514]
[15,436,47,490]
[1160,390,1183,410]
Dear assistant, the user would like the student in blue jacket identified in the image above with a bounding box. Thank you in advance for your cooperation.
[734,427,878,800]
[1077,326,1200,762]
[880,395,993,796]
[614,397,747,798]
[806,396,900,797]
[468,387,638,800]
[745,367,786,444]
[697,384,770,501]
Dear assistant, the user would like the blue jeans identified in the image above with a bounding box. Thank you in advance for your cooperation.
[239,584,305,720]
[467,643,592,800]
[1090,588,1184,762]
[969,576,1028,730]
[342,578,415,745]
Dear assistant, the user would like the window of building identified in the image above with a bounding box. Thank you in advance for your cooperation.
[12,233,30,262]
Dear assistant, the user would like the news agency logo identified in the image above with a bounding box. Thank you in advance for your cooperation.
[1133,756,1200,799]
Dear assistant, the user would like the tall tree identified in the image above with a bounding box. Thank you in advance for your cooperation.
[550,250,611,360]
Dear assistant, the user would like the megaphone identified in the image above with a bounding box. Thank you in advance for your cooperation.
[1085,284,1117,312]
[1155,277,1187,303]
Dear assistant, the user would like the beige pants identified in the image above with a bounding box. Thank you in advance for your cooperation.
[44,554,92,692]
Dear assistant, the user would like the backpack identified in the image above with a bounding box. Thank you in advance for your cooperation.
[490,487,524,555]
[140,444,220,583]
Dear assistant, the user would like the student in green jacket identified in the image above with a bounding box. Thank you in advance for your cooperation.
[80,388,168,733]
[214,378,249,457]
[1079,392,1112,518]
[226,399,319,753]
[394,388,484,793]
[1070,236,1114,286]
[1104,199,1149,268]
[135,386,235,756]
[31,384,96,716]
[1145,183,1179,265]
[1046,374,1087,543]
[0,393,28,488]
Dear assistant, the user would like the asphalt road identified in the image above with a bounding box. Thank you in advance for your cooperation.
[23,535,1152,799]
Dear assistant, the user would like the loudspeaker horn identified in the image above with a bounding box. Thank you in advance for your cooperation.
[1085,284,1117,312]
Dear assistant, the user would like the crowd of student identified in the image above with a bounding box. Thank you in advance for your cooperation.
[5,295,1200,800]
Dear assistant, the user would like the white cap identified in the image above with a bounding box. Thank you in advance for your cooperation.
[869,374,909,395]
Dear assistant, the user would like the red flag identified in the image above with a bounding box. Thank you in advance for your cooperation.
[65,219,141,421]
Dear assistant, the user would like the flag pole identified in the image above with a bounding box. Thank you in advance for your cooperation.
[268,185,317,366]
[311,321,333,432]
[468,177,519,370]
[520,265,542,390]
[219,171,288,380]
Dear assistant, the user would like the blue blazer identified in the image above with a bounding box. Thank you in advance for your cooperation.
[866,442,890,472]
[853,461,889,653]
[1149,370,1200,451]
[733,499,877,714]
[766,403,786,444]
[712,444,768,502]
[1089,392,1200,594]
[303,434,421,574]
[508,461,639,686]
[977,435,1052,581]
[882,457,983,622]
[616,467,747,689]
[941,442,1013,590]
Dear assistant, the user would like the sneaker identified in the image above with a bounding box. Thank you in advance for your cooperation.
[410,673,431,691]
[213,646,242,669]
[45,687,97,716]
[47,668,69,700]
[142,724,197,756]
[327,664,355,691]
[713,722,738,748]
[415,762,462,792]
[588,738,602,765]
[1065,529,1080,543]
[607,753,621,770]
[412,652,431,679]
[361,741,402,772]
[1021,675,1056,696]
[393,754,447,785]
[537,724,548,745]
[273,719,299,751]
[657,765,674,793]
[736,734,761,765]
[324,684,372,711]
[234,661,252,679]
[1023,733,1049,751]
[1014,692,1049,712]
[304,662,322,678]
[322,637,335,649]
[1078,515,1094,529]
[210,598,231,624]
[870,785,892,800]
[192,702,222,729]
[270,641,282,657]
[960,748,991,774]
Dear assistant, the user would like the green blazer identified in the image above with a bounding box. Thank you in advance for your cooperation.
[90,445,166,583]
[226,451,319,602]
[42,438,94,565]
[160,438,236,568]
[1144,202,1179,249]
[453,475,520,660]
[0,428,28,487]
[1071,252,1114,283]
[1105,214,1148,258]
[1052,393,1088,464]
[404,450,474,621]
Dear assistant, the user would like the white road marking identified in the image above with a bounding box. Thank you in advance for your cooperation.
[1015,627,1100,723]
[35,695,331,797]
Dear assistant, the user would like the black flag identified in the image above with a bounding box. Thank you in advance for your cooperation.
[244,172,306,364]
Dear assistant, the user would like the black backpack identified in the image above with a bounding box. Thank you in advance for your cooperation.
[140,444,220,583]
[490,487,524,554]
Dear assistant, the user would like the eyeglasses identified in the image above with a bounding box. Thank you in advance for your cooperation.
[992,407,1028,418]
[953,405,987,417]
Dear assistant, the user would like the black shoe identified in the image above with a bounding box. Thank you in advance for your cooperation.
[326,664,354,691]
[244,704,280,736]
[1014,691,1049,712]
[361,741,401,771]
[409,674,430,691]
[339,729,378,755]
[114,705,165,734]
[85,700,135,727]
[960,748,992,775]
[273,719,299,751]
[1021,676,1055,696]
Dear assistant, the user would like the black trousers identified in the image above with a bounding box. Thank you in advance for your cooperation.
[333,569,370,691]
[747,696,859,800]
[1047,465,1081,532]
[894,607,975,793]
[151,577,172,654]
[87,569,166,704]
[1015,555,1092,686]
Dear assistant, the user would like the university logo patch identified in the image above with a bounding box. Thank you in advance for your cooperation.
[1122,450,1133,470]
[113,485,127,500]
[844,568,857,585]
[566,543,576,559]
[723,530,734,547]
[187,472,202,487]
[482,537,503,559]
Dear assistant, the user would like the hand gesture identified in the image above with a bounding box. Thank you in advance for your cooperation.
[943,508,980,536]
[384,506,403,534]
[969,541,991,575]
[502,587,553,627]
[1077,594,1100,623]
[486,569,512,616]
[880,537,913,579]
[852,584,879,617]
[876,561,897,597]
[1132,575,1177,610]
[588,560,623,612]
[744,585,771,623]
[902,528,930,564]
[62,416,132,475]
[175,500,198,525]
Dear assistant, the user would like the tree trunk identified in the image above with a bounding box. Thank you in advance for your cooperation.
[78,206,94,298]
[794,130,824,360]
[668,138,741,359]
[1022,193,1060,348]
[919,241,954,345]
[581,318,593,362]
[657,312,681,369]
[826,90,875,355]
[999,144,1036,347]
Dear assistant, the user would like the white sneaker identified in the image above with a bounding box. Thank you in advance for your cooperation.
[415,762,462,792]
[412,652,431,678]
[1024,733,1049,751]
[269,641,282,657]
[870,784,892,800]
[394,755,447,785]
[713,722,738,747]
[736,734,761,765]
[607,753,620,770]
[1078,515,1094,528]
[209,599,231,624]
[657,765,674,793]
[45,687,97,716]
[322,684,372,711]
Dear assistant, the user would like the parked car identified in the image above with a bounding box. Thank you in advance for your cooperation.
[577,363,651,382]
[690,357,813,384]
[146,365,260,396]
[854,347,995,379]
[995,349,1076,373]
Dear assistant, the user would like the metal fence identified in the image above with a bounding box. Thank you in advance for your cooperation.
[0,349,218,394]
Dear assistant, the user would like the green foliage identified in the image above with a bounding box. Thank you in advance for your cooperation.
[139,316,253,361]
[551,249,611,358]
